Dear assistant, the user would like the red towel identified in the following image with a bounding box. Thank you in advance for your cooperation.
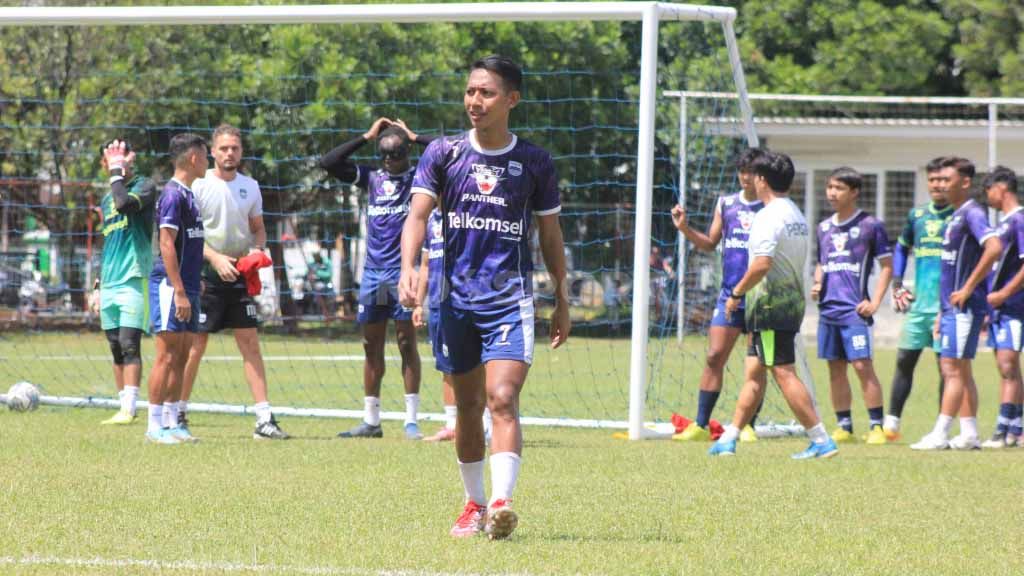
[235,252,272,296]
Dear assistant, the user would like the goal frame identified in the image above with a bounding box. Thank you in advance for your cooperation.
[0,2,758,440]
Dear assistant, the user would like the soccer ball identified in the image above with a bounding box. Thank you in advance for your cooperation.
[6,381,40,412]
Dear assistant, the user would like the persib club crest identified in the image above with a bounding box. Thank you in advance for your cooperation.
[239,188,248,199]
[431,219,444,240]
[832,232,848,252]
[738,210,755,230]
[471,164,505,195]
[850,226,860,239]
[925,219,942,238]
[381,180,397,197]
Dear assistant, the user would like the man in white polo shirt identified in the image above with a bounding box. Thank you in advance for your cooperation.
[181,123,289,440]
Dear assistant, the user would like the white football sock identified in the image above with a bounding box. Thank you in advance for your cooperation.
[483,407,493,436]
[177,400,188,416]
[458,459,486,506]
[147,403,164,434]
[807,422,830,445]
[254,401,272,424]
[404,393,420,425]
[489,452,521,503]
[163,401,179,428]
[364,396,381,426]
[123,386,139,415]
[932,414,954,438]
[883,414,900,431]
[444,405,458,430]
[719,424,739,443]
[959,416,978,439]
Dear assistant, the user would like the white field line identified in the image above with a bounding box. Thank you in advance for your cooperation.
[0,555,535,576]
[5,355,397,362]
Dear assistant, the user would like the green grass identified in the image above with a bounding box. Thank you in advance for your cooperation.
[3,407,1023,576]
[2,331,1024,575]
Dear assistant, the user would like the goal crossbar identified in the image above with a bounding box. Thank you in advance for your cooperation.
[0,2,757,440]
[0,3,736,26]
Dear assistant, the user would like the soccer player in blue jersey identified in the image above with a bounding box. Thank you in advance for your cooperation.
[883,157,953,441]
[95,139,158,426]
[709,151,837,459]
[811,167,892,445]
[912,157,1002,451]
[398,56,570,539]
[670,148,767,443]
[981,167,1024,448]
[414,209,455,441]
[321,118,435,440]
[145,133,208,444]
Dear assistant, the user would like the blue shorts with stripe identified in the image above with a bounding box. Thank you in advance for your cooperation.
[817,321,872,361]
[428,306,453,374]
[939,308,984,359]
[358,267,413,324]
[987,311,1024,352]
[149,277,200,333]
[437,299,535,375]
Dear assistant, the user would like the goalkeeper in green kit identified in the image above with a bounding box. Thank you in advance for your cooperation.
[883,157,953,440]
[94,139,158,425]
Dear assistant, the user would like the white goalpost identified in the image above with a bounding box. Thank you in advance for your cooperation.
[0,2,758,440]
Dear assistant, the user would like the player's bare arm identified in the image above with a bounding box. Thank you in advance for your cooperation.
[950,236,1002,308]
[671,203,722,252]
[248,214,267,253]
[811,262,823,301]
[399,194,435,307]
[857,255,893,317]
[725,255,772,315]
[537,212,570,349]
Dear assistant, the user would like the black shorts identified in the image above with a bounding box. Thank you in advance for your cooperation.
[748,329,797,367]
[198,277,259,333]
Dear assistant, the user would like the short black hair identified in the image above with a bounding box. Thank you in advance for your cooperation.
[736,147,767,172]
[751,151,795,193]
[940,156,975,179]
[98,139,132,158]
[377,126,409,147]
[829,166,862,191]
[470,55,522,93]
[168,133,207,168]
[983,166,1018,194]
[925,156,947,173]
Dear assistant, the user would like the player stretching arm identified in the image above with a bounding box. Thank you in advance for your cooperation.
[669,148,768,443]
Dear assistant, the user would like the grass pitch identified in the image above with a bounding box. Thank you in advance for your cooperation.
[2,334,1024,575]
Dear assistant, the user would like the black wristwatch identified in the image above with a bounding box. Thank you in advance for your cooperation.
[730,291,743,300]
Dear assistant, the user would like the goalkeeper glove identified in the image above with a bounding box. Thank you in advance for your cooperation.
[892,286,914,313]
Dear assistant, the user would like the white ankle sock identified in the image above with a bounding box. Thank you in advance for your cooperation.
[489,452,521,503]
[404,393,420,425]
[960,416,978,439]
[148,404,164,434]
[364,396,381,426]
[123,386,139,415]
[807,423,829,445]
[719,424,739,443]
[458,459,486,505]
[163,402,179,428]
[254,401,272,424]
[933,414,954,437]
[444,405,457,430]
[883,414,900,431]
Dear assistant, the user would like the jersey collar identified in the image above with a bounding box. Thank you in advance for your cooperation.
[831,209,863,227]
[1000,206,1024,222]
[736,191,761,206]
[170,178,191,194]
[929,202,952,214]
[469,129,517,156]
